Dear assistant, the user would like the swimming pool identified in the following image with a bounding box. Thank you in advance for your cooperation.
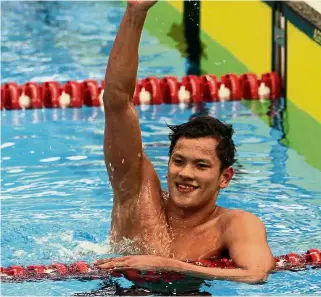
[1,1,321,296]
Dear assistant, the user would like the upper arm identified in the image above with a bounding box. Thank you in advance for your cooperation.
[104,88,147,198]
[224,212,275,274]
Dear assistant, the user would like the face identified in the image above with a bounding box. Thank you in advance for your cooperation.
[167,137,234,210]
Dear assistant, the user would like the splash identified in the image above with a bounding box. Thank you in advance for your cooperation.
[109,237,142,256]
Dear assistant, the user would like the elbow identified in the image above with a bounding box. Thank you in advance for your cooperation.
[103,86,131,110]
[247,266,274,284]
[247,260,275,284]
[249,271,268,284]
[105,80,135,99]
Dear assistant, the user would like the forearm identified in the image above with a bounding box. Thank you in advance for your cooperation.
[168,259,268,284]
[104,7,147,104]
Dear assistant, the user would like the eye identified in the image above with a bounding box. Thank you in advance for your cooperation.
[197,163,208,169]
[173,159,183,165]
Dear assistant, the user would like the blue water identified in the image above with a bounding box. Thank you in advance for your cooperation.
[1,1,321,296]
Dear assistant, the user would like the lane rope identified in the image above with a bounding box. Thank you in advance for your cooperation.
[1,249,320,283]
[1,72,281,110]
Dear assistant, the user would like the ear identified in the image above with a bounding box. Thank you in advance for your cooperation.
[219,167,234,189]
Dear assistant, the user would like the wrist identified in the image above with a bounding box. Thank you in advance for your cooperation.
[126,5,149,17]
[124,7,148,27]
[165,258,186,272]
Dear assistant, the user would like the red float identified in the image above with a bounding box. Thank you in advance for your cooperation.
[159,76,179,104]
[0,73,284,110]
[61,81,82,108]
[220,74,242,100]
[41,81,61,108]
[181,75,202,103]
[1,249,320,283]
[306,249,321,263]
[101,80,105,90]
[124,269,145,284]
[200,74,219,102]
[81,80,101,107]
[143,271,162,283]
[286,253,305,265]
[99,81,105,105]
[239,73,259,99]
[48,263,69,275]
[69,261,90,273]
[2,83,21,110]
[261,72,281,99]
[133,81,142,105]
[20,82,43,109]
[26,265,46,276]
[5,266,26,277]
[1,86,4,109]
[160,271,184,283]
[141,77,162,104]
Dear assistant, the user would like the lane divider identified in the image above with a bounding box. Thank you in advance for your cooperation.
[1,72,281,110]
[1,249,320,283]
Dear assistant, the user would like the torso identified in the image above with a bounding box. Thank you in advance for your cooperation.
[110,167,232,261]
[169,213,229,260]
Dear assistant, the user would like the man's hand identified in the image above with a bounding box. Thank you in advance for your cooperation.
[94,254,271,284]
[127,0,158,12]
[95,255,205,293]
[94,255,181,272]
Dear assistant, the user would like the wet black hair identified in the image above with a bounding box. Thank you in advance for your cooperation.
[167,116,236,171]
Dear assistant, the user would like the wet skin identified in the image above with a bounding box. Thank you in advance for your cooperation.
[97,0,276,290]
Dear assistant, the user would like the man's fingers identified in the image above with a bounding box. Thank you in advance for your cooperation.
[94,256,133,269]
[94,258,114,265]
[98,263,116,269]
[94,256,131,265]
[99,262,130,270]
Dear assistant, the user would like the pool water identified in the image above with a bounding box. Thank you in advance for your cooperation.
[1,1,321,296]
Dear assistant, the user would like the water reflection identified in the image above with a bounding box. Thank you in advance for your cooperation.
[73,277,212,296]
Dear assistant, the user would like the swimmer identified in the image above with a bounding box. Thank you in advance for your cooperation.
[95,0,275,285]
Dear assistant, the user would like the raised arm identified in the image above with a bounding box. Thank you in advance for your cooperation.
[103,1,157,198]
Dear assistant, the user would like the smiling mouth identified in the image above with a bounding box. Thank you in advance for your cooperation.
[176,183,199,193]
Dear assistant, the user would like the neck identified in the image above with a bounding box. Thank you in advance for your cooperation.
[165,199,219,235]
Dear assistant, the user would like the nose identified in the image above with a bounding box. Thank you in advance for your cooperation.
[178,164,194,180]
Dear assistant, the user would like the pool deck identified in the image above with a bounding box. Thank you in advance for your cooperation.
[305,1,321,14]
[290,1,321,30]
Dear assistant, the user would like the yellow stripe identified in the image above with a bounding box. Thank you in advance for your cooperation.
[201,1,272,74]
[287,22,321,123]
[166,0,183,13]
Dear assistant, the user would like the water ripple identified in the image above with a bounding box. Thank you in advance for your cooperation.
[1,1,321,296]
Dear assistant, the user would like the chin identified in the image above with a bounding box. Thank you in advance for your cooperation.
[169,192,199,210]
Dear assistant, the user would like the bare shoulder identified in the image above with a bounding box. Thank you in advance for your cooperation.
[227,209,262,222]
[217,208,275,273]
[216,208,266,233]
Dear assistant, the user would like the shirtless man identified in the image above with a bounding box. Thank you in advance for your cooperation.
[95,0,275,285]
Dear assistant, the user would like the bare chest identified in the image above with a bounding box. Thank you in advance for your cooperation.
[112,207,225,260]
[111,189,226,260]
[170,227,225,260]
